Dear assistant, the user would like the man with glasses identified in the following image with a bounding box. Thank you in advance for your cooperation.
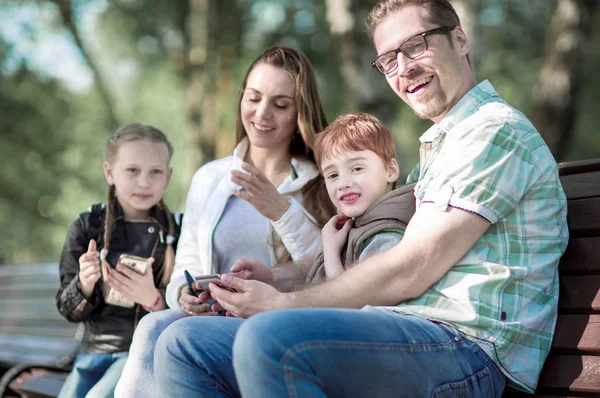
[155,1,567,396]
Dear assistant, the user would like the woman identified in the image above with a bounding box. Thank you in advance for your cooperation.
[115,45,334,397]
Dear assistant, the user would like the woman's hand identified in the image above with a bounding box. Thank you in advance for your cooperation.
[177,282,216,317]
[230,162,290,221]
[106,258,163,309]
[78,240,101,298]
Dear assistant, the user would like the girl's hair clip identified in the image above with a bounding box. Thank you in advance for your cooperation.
[100,248,109,261]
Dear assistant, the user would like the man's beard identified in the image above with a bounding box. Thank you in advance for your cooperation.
[410,90,448,121]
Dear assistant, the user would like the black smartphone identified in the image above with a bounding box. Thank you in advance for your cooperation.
[184,270,199,297]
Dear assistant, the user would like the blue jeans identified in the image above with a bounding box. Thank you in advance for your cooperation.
[58,351,128,398]
[155,307,506,397]
[114,309,185,397]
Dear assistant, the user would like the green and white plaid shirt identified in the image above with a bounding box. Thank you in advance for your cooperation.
[389,80,568,392]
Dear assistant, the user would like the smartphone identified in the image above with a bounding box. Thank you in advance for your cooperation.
[184,269,199,296]
[195,274,237,294]
[117,254,149,275]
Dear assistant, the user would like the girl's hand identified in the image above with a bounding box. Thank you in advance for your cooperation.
[322,214,353,254]
[78,240,101,298]
[177,282,216,317]
[230,162,290,221]
[106,258,162,309]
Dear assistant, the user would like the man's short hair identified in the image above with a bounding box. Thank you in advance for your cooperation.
[366,0,462,40]
[314,112,396,170]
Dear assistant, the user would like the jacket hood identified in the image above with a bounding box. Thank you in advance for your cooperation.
[354,183,416,228]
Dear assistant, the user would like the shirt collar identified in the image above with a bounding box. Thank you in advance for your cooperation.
[419,80,498,143]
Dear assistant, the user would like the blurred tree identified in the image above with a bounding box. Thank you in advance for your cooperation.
[530,0,598,160]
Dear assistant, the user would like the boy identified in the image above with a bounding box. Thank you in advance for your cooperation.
[306,112,415,283]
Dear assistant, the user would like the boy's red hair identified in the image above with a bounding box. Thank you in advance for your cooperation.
[314,112,396,170]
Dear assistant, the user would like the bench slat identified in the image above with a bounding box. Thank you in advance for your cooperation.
[551,314,600,354]
[560,171,600,200]
[537,354,600,395]
[559,237,600,274]
[559,275,600,313]
[566,197,600,238]
[559,158,600,176]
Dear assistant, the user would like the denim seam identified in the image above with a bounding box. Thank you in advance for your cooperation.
[431,367,491,397]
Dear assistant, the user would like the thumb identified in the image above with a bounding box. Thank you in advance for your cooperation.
[220,274,246,291]
[340,219,353,234]
[88,239,97,253]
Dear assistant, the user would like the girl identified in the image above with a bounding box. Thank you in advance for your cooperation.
[115,45,334,397]
[56,123,180,398]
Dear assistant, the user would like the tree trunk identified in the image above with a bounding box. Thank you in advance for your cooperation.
[452,0,481,68]
[182,0,214,186]
[531,0,598,160]
[53,0,120,128]
[182,0,241,188]
[325,0,397,124]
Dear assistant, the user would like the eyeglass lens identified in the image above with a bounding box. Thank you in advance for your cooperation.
[377,36,427,73]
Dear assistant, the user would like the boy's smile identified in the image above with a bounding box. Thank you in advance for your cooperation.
[322,150,399,218]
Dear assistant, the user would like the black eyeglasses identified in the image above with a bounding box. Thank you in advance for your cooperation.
[372,26,456,75]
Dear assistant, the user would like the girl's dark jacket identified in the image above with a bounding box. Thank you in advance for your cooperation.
[56,203,180,354]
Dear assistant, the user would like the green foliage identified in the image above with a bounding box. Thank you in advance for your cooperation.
[1,0,599,264]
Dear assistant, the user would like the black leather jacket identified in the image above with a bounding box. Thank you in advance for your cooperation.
[56,203,180,354]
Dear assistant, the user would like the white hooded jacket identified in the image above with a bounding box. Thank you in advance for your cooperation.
[166,138,322,309]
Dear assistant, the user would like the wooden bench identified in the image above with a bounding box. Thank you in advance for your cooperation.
[0,263,79,397]
[503,158,600,397]
[1,159,599,397]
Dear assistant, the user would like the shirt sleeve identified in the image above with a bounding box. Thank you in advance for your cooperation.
[56,217,101,322]
[416,117,540,224]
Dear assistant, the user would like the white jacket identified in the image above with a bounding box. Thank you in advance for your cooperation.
[166,139,323,309]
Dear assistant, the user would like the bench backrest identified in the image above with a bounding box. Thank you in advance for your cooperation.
[504,158,600,397]
[0,263,78,370]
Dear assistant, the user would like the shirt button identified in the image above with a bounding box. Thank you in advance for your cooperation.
[148,226,155,234]
[454,336,460,342]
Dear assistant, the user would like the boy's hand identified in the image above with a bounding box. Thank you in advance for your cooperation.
[78,239,101,298]
[322,214,353,254]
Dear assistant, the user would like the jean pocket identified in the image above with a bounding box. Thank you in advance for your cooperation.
[431,367,493,398]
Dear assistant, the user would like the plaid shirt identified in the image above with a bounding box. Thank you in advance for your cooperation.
[392,80,568,392]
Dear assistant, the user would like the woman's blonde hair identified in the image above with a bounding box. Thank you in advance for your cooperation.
[235,46,335,263]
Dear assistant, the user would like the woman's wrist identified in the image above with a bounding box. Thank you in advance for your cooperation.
[269,196,291,221]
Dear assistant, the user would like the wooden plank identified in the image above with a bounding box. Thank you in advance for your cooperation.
[537,354,600,395]
[559,275,600,313]
[9,368,68,398]
[566,197,600,238]
[560,237,600,274]
[561,171,600,200]
[552,315,600,354]
[559,158,600,176]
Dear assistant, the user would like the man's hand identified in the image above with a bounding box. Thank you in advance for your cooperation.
[229,258,276,286]
[78,240,101,298]
[209,274,290,318]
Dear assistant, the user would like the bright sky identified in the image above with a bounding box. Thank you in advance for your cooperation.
[0,2,106,92]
